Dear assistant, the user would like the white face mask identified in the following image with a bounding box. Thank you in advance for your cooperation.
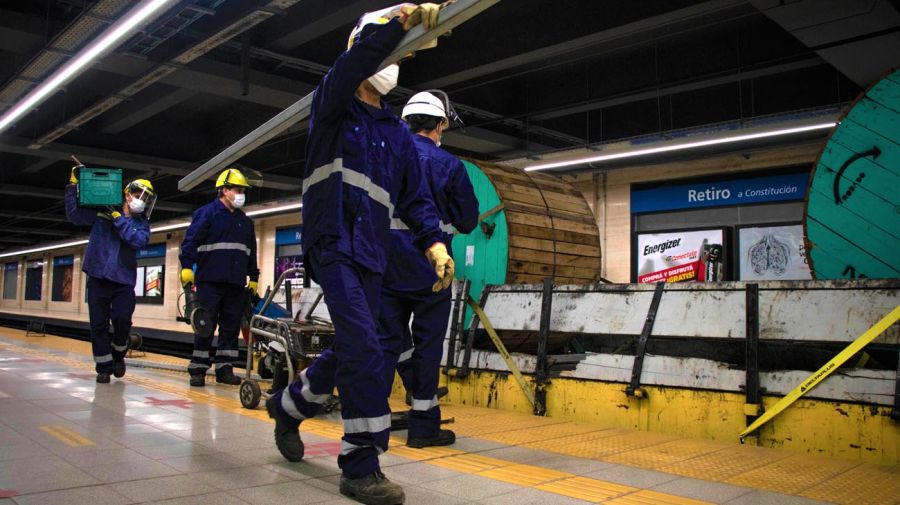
[128,198,146,214]
[232,193,246,209]
[367,64,399,96]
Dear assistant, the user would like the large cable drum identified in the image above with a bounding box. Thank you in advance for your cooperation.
[452,159,602,306]
[805,69,900,279]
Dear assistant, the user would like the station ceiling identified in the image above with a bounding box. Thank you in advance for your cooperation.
[0,0,898,251]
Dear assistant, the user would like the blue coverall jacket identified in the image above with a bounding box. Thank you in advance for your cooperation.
[64,185,150,286]
[384,135,480,292]
[301,18,444,277]
[179,199,259,286]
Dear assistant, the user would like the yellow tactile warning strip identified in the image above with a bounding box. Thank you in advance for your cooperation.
[605,490,712,505]
[40,425,95,447]
[537,476,636,502]
[4,328,900,505]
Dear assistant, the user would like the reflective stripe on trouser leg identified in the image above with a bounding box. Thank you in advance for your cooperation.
[397,331,415,393]
[86,276,116,373]
[378,290,414,396]
[204,282,245,371]
[408,288,452,439]
[280,354,338,421]
[308,246,389,478]
[109,281,135,362]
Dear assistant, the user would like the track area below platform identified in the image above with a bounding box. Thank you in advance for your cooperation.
[0,327,895,504]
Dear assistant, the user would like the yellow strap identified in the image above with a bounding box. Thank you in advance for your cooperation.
[467,296,536,407]
[740,304,900,440]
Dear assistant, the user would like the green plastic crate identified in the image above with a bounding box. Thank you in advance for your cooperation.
[77,167,123,208]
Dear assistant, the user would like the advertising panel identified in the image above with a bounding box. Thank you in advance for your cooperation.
[737,224,812,281]
[636,228,725,283]
[144,265,162,297]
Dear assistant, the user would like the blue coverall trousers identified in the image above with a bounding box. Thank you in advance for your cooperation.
[379,287,451,439]
[270,244,390,478]
[86,276,135,373]
[188,282,245,376]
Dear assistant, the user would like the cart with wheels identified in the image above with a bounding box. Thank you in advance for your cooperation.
[239,267,334,409]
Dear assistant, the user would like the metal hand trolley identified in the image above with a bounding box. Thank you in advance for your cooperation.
[239,267,335,409]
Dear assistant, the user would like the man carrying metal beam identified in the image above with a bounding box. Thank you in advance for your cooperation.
[381,90,479,448]
[265,4,452,504]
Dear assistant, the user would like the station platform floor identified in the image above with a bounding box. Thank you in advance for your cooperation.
[0,327,897,505]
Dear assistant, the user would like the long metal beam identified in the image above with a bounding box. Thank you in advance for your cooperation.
[178,0,501,191]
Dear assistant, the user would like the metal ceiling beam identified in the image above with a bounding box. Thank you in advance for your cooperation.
[0,26,310,111]
[0,211,68,223]
[0,237,35,244]
[21,157,59,174]
[268,0,386,51]
[223,41,566,150]
[0,226,72,237]
[179,0,502,191]
[418,0,752,90]
[0,1,136,113]
[0,184,61,199]
[100,88,197,134]
[1,134,303,192]
[752,0,900,87]
[0,135,189,174]
[28,0,305,148]
[528,57,824,122]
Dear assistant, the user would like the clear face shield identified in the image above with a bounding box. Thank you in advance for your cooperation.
[423,88,464,130]
[128,187,157,219]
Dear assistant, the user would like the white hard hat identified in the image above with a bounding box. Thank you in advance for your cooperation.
[402,92,448,126]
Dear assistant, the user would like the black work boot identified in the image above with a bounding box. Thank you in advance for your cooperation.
[96,372,111,384]
[215,368,241,385]
[407,429,456,449]
[339,472,405,505]
[113,360,126,378]
[189,374,205,387]
[266,395,303,462]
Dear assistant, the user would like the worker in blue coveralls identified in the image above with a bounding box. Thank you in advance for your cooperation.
[264,4,449,504]
[179,168,259,387]
[65,168,154,383]
[381,90,479,448]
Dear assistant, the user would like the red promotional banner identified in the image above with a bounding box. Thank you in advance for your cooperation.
[638,261,704,283]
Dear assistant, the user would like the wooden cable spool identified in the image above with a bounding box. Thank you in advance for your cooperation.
[452,160,602,353]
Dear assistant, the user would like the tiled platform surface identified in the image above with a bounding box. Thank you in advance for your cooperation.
[0,328,894,505]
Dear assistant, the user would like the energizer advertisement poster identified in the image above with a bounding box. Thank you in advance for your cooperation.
[636,229,725,283]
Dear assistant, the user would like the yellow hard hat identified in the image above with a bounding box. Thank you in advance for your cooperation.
[216,168,251,188]
[125,178,155,196]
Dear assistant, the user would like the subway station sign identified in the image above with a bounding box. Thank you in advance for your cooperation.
[631,172,809,213]
[275,226,302,246]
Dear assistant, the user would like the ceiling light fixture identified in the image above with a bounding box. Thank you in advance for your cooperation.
[525,122,837,172]
[0,0,176,134]
[0,202,302,259]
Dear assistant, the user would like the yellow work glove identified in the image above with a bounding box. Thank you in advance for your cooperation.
[69,165,79,184]
[400,2,441,31]
[247,280,258,295]
[425,242,454,292]
[110,210,121,220]
[180,268,194,288]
